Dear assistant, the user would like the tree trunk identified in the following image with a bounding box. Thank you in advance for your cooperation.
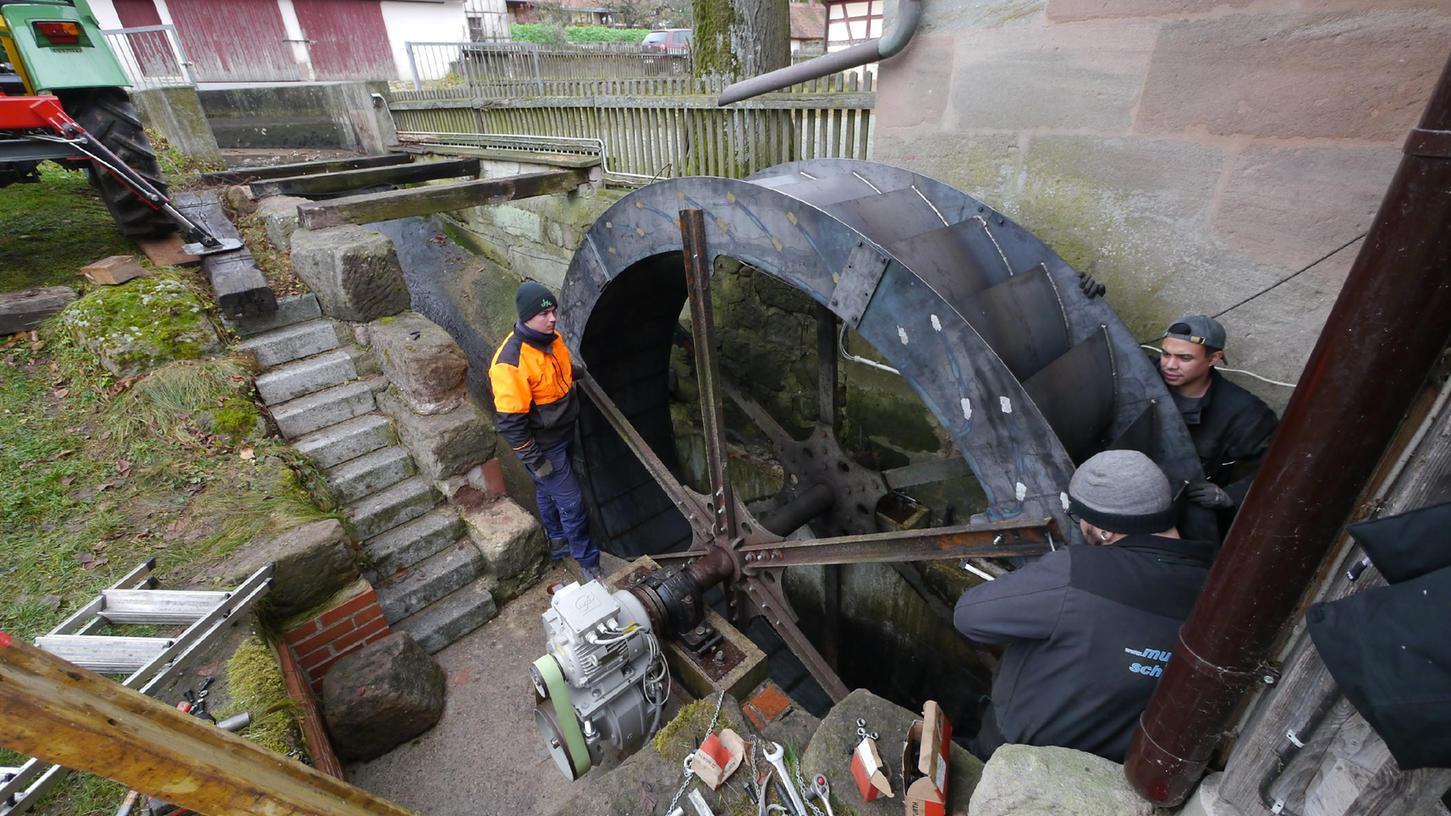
[691,0,788,80]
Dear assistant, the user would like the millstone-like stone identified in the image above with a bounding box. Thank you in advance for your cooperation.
[254,195,311,253]
[322,632,445,761]
[969,744,1153,816]
[290,225,409,323]
[377,390,497,483]
[799,688,983,816]
[369,312,468,415]
[461,497,545,601]
[210,519,357,619]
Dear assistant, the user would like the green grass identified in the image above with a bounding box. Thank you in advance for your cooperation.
[0,164,132,292]
[0,325,333,815]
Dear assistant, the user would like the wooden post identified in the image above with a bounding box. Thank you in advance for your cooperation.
[296,169,589,230]
[0,632,416,816]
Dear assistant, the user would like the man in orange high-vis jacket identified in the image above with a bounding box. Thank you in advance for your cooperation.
[489,281,601,581]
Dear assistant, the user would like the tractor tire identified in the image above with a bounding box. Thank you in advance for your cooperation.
[57,88,175,240]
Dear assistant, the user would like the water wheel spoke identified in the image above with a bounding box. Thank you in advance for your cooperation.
[816,304,840,429]
[576,376,713,541]
[724,386,798,451]
[740,519,1056,569]
[742,572,849,702]
[680,208,737,539]
[882,456,973,489]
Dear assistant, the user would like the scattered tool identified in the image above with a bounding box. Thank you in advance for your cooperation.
[686,788,716,816]
[762,742,808,816]
[811,774,835,816]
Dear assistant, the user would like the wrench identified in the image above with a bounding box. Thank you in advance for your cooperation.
[762,741,808,816]
[811,775,835,816]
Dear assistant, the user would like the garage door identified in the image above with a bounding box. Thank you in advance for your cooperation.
[293,0,396,81]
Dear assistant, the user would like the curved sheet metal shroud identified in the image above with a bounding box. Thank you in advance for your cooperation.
[559,160,1211,557]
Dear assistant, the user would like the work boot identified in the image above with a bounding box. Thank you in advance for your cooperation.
[548,539,569,562]
[582,564,604,582]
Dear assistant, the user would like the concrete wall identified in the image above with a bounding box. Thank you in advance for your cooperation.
[197,82,389,152]
[132,86,222,162]
[872,0,1451,408]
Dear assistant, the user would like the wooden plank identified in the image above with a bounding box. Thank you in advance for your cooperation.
[33,635,171,674]
[297,169,589,230]
[0,634,416,816]
[200,153,411,186]
[0,287,75,337]
[249,157,481,198]
[172,191,276,319]
[137,235,200,267]
[100,590,230,625]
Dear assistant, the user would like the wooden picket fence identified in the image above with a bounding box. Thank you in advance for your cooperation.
[385,71,875,180]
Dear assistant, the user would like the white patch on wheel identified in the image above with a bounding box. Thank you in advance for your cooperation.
[961,398,972,421]
[931,314,942,332]
[898,326,909,345]
[1061,492,1070,511]
[1015,482,1027,501]
[999,396,1013,414]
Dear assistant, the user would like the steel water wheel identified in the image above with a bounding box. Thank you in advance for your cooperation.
[559,159,1211,699]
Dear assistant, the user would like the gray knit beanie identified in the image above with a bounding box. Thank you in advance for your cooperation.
[1068,450,1175,535]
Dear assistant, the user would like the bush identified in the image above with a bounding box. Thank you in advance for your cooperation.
[509,23,650,45]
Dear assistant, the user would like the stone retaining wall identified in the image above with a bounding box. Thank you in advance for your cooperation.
[873,1,1451,409]
[282,579,393,695]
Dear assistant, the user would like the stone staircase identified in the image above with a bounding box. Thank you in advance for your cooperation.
[234,294,498,653]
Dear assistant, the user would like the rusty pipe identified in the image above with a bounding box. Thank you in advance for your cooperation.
[1124,53,1451,806]
[718,0,922,106]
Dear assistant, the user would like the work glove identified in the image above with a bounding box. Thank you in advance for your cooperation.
[572,357,589,380]
[1079,274,1107,300]
[528,457,555,480]
[1186,480,1234,510]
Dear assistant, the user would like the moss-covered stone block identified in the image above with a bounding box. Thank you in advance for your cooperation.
[59,274,223,376]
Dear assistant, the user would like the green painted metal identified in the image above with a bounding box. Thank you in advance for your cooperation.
[1,1,129,92]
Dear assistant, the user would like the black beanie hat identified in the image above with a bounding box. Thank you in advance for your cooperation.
[516,281,556,322]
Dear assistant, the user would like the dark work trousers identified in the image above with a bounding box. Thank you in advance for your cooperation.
[532,440,599,570]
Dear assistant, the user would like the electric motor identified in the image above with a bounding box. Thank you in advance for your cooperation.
[532,579,670,780]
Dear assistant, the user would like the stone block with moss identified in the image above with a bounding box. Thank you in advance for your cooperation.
[59,274,223,376]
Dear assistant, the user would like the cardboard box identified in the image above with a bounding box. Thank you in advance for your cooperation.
[688,728,745,790]
[901,700,952,816]
[851,735,893,801]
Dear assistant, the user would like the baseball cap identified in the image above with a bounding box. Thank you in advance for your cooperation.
[1163,315,1226,351]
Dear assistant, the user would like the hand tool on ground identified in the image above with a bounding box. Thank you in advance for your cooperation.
[811,775,835,816]
[762,742,808,816]
[687,788,716,816]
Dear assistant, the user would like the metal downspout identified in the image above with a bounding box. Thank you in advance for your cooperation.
[717,0,923,106]
[1123,53,1451,806]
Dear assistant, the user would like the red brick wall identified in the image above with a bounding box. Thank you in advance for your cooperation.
[282,583,392,694]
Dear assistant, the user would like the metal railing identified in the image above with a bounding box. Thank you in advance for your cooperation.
[101,25,195,90]
[403,40,691,91]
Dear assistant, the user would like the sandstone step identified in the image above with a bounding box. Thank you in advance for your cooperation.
[328,446,415,505]
[254,347,359,406]
[225,293,321,338]
[238,318,341,368]
[376,539,485,623]
[393,578,498,654]
[294,413,393,469]
[364,507,464,580]
[345,476,436,541]
[272,380,376,440]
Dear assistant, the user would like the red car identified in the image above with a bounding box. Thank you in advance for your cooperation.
[641,28,692,54]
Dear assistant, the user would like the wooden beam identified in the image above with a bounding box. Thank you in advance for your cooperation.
[172,192,276,319]
[297,168,589,230]
[0,632,416,816]
[250,158,482,198]
[200,153,412,186]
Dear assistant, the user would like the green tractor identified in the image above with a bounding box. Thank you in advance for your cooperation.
[1,0,176,239]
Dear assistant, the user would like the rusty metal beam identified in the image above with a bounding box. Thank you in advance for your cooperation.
[741,573,850,701]
[735,519,1054,569]
[0,633,415,816]
[680,208,738,541]
[1125,53,1451,807]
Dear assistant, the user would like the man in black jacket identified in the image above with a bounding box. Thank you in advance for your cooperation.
[1158,315,1278,536]
[954,450,1213,762]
